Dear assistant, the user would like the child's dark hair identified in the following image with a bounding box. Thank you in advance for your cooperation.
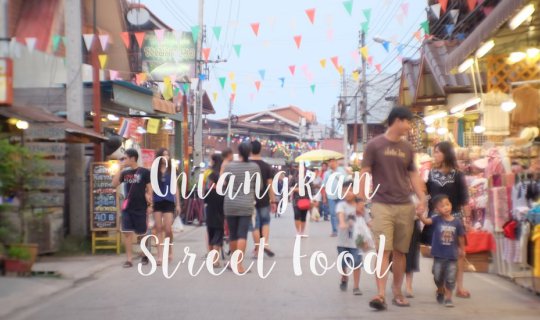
[431,194,450,208]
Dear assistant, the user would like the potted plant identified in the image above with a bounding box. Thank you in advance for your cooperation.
[4,245,32,275]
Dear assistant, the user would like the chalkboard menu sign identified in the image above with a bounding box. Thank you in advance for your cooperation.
[90,162,119,231]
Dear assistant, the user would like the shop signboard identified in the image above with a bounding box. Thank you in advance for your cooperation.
[0,58,13,106]
[141,149,156,169]
[90,162,119,231]
[141,31,196,81]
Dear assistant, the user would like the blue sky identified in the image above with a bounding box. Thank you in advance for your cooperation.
[140,0,427,125]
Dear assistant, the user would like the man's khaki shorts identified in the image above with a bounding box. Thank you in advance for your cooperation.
[371,202,416,253]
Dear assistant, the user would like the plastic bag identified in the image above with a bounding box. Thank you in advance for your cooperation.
[355,217,375,251]
[172,216,184,234]
[311,206,321,221]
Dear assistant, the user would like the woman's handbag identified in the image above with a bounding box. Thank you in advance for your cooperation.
[297,198,311,211]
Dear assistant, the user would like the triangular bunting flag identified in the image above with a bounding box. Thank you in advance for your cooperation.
[375,64,382,73]
[255,80,261,91]
[121,32,130,48]
[52,34,61,52]
[440,0,448,12]
[233,44,242,57]
[397,44,405,54]
[294,35,302,49]
[450,9,459,24]
[251,23,260,36]
[25,37,36,52]
[289,65,296,76]
[320,59,327,68]
[352,71,359,81]
[361,22,369,33]
[230,93,236,102]
[363,9,372,23]
[483,6,494,16]
[83,34,94,51]
[154,29,165,43]
[278,77,285,88]
[219,77,226,90]
[231,83,237,93]
[213,92,218,102]
[310,84,316,94]
[182,83,190,93]
[228,72,235,80]
[338,66,344,75]
[360,46,369,59]
[212,26,222,40]
[163,76,173,100]
[258,69,266,80]
[109,70,119,80]
[367,56,373,66]
[401,2,409,16]
[430,4,441,19]
[351,50,360,63]
[467,0,476,12]
[382,41,390,52]
[134,32,145,47]
[327,29,334,41]
[305,8,316,24]
[343,1,353,16]
[98,54,108,69]
[420,21,430,35]
[99,34,109,51]
[445,24,455,36]
[396,14,405,26]
[191,26,200,42]
[330,56,339,69]
[414,30,422,41]
[202,48,211,61]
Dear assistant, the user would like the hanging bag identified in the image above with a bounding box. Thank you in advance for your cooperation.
[121,169,140,211]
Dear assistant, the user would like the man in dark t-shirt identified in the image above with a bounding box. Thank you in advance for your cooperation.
[250,140,277,258]
[112,148,153,269]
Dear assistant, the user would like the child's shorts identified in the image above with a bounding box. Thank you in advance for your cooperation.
[337,247,362,270]
[432,257,457,290]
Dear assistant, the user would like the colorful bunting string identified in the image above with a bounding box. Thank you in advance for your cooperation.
[278,77,285,88]
[330,56,339,70]
[83,34,94,51]
[219,77,226,90]
[320,59,327,68]
[289,65,296,76]
[258,69,266,80]
[154,29,165,43]
[98,54,108,69]
[212,26,222,40]
[310,84,316,94]
[98,34,109,51]
[343,0,353,16]
[202,48,211,61]
[294,35,302,49]
[255,80,261,91]
[401,2,409,17]
[420,21,430,35]
[52,34,61,52]
[439,0,448,12]
[134,32,145,47]
[251,23,260,36]
[431,4,441,19]
[362,9,372,23]
[305,8,316,24]
[121,32,130,48]
[191,26,200,42]
[233,44,242,57]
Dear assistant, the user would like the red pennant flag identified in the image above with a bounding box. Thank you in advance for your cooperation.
[251,23,260,36]
[134,32,145,47]
[414,30,422,41]
[305,8,316,24]
[230,93,236,102]
[467,0,476,11]
[368,56,373,66]
[439,0,448,12]
[375,64,382,73]
[255,80,261,91]
[294,35,302,49]
[289,65,296,76]
[202,48,211,61]
[330,56,339,69]
[121,32,130,48]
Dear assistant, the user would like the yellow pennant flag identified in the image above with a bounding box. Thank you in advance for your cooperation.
[360,46,369,59]
[338,66,344,75]
[163,76,173,100]
[352,71,359,81]
[147,118,160,134]
[320,59,326,68]
[98,54,108,69]
[229,72,235,80]
[231,82,237,93]
[213,92,218,102]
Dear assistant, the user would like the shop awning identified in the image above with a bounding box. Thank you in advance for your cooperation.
[445,0,527,71]
[0,105,107,143]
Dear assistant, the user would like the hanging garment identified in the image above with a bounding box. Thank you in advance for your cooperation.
[503,237,520,263]
[532,225,540,277]
[511,86,540,133]
[482,92,510,136]
[489,187,510,231]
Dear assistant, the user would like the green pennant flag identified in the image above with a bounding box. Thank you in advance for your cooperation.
[233,44,242,57]
[52,34,62,52]
[219,77,226,90]
[174,87,180,96]
[343,0,353,16]
[212,26,222,40]
[420,21,430,34]
[182,83,190,93]
[191,26,200,43]
[363,8,372,23]
[361,21,369,33]
[310,84,316,94]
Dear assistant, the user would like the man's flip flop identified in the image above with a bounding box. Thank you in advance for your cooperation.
[122,261,133,268]
[456,291,471,298]
[369,296,387,311]
[392,297,411,307]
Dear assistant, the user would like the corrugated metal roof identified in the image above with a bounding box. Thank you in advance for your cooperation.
[423,40,473,92]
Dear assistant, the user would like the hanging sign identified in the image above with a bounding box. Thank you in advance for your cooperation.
[0,58,13,106]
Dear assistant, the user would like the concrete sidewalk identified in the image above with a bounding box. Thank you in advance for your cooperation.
[0,224,198,319]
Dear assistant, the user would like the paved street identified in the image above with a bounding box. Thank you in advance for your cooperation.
[5,212,540,320]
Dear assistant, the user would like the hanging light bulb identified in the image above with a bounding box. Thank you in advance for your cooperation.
[136,126,147,134]
[508,52,527,64]
[458,58,474,73]
[509,4,535,30]
[474,125,486,134]
[437,127,448,135]
[527,48,540,58]
[163,119,173,130]
[501,100,517,112]
[107,114,119,121]
[426,127,436,134]
[15,120,29,130]
[476,40,495,58]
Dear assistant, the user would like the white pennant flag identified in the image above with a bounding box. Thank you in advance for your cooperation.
[99,34,109,51]
[450,9,459,24]
[25,37,37,52]
[430,4,441,19]
[83,34,94,51]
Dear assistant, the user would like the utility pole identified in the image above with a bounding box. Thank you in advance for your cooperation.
[193,0,204,168]
[92,0,102,161]
[65,0,87,236]
[0,0,8,57]
[330,104,336,138]
[340,69,348,167]
[227,95,233,147]
[360,30,368,151]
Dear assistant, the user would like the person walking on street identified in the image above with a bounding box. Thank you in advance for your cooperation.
[250,140,277,258]
[417,194,466,308]
[152,148,181,266]
[423,141,471,298]
[319,162,330,221]
[322,159,347,237]
[204,153,225,267]
[291,175,310,237]
[219,148,233,176]
[112,148,153,268]
[359,107,426,310]
[222,142,261,273]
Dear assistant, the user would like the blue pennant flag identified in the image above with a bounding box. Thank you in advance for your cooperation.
[397,44,405,54]
[278,77,285,88]
[259,69,266,80]
[445,24,455,36]
[456,33,466,41]
[382,41,390,52]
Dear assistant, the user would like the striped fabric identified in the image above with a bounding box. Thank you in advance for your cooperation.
[222,161,261,217]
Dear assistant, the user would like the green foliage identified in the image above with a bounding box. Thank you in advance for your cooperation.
[7,246,31,261]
